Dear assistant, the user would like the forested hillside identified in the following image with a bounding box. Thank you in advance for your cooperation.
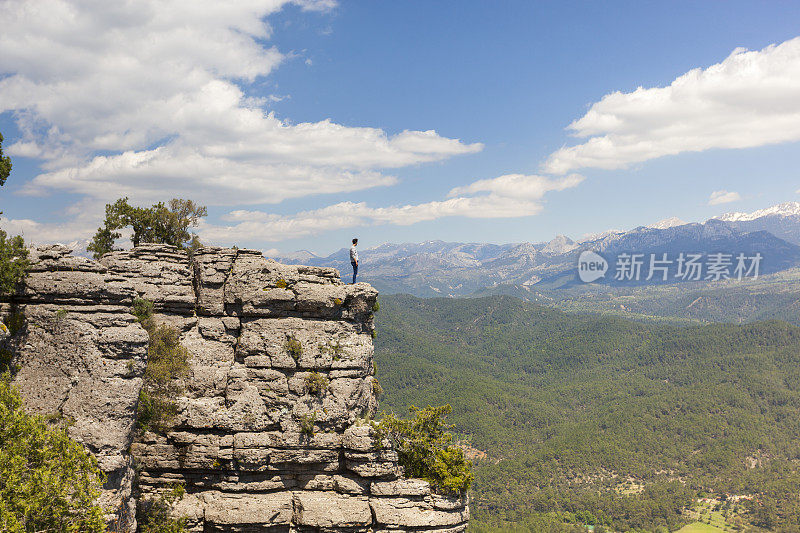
[373,295,800,531]
[475,268,800,327]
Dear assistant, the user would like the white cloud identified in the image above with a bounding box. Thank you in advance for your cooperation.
[448,173,583,200]
[0,199,103,246]
[0,0,482,205]
[708,190,742,205]
[200,174,583,243]
[544,37,800,174]
[0,1,585,248]
[22,143,400,205]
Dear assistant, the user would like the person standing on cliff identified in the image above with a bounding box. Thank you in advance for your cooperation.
[350,238,359,284]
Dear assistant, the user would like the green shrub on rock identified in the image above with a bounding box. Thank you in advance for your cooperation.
[3,311,25,337]
[136,389,180,435]
[0,374,106,532]
[132,300,191,434]
[0,231,28,297]
[304,372,329,396]
[137,325,190,433]
[132,297,155,330]
[0,347,11,374]
[145,325,190,391]
[137,484,188,533]
[318,341,343,360]
[372,376,384,398]
[376,404,472,494]
[285,336,302,361]
[299,411,316,437]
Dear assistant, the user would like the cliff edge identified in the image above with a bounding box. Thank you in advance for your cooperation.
[0,244,469,532]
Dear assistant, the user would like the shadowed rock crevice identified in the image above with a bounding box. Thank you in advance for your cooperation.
[1,244,469,532]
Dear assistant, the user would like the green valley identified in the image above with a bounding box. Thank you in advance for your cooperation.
[474,268,800,327]
[373,294,800,531]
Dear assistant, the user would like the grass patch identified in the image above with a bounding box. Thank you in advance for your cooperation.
[676,522,726,533]
[681,497,745,533]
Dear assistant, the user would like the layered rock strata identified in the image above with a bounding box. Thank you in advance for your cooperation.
[1,244,469,532]
[1,245,149,529]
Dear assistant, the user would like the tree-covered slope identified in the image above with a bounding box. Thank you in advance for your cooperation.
[475,268,800,327]
[374,294,800,531]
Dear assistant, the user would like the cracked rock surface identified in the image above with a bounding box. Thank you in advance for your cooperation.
[1,244,469,532]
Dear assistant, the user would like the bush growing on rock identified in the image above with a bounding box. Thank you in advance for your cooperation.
[0,230,29,296]
[133,300,191,434]
[318,341,343,360]
[132,297,155,329]
[2,311,25,337]
[145,325,190,390]
[299,411,316,437]
[137,389,180,435]
[138,325,190,433]
[0,347,11,374]
[0,374,106,532]
[376,404,473,494]
[304,372,329,396]
[285,336,303,360]
[137,484,188,533]
[372,376,384,398]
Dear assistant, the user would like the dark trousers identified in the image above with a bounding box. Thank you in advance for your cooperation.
[351,262,358,284]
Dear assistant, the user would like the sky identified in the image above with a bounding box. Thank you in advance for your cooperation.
[1,0,799,256]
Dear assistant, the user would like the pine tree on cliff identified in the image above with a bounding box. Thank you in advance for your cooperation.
[88,198,207,259]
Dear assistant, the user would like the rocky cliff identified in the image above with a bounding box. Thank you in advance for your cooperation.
[0,244,469,532]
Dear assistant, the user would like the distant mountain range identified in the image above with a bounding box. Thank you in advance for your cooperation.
[269,201,800,297]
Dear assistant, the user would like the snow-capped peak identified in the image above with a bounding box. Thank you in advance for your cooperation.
[647,216,686,230]
[713,201,800,222]
[577,229,623,244]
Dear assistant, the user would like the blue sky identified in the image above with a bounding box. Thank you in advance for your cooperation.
[1,1,799,255]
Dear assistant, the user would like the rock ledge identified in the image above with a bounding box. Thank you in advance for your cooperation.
[1,244,469,532]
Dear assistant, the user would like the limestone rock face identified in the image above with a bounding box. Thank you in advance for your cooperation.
[1,244,469,532]
[2,244,147,530]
